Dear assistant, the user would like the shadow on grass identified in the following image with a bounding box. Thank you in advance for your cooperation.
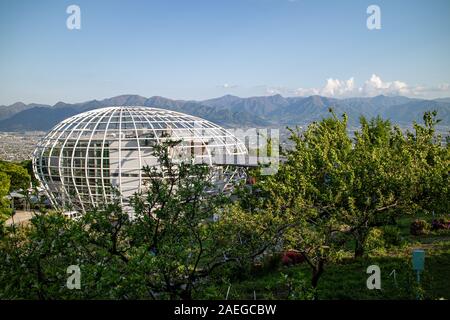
[200,243,450,300]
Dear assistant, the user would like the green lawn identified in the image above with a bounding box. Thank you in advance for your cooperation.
[199,214,450,300]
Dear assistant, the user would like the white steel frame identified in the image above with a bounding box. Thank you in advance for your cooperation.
[32,106,248,213]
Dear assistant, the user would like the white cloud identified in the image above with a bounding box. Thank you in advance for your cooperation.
[361,74,409,96]
[285,74,450,98]
[217,76,450,99]
[322,77,356,97]
[220,83,238,89]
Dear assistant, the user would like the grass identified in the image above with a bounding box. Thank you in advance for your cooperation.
[198,213,450,300]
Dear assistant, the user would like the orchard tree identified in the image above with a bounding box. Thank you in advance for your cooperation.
[260,112,353,289]
[404,111,449,215]
[260,110,448,268]
[344,112,448,257]
[128,140,278,299]
[125,140,232,299]
[342,116,415,257]
[0,140,269,300]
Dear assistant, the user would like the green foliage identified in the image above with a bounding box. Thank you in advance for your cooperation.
[282,272,316,300]
[410,219,430,236]
[0,111,448,300]
[364,228,386,254]
[0,160,31,191]
[364,226,404,255]
[257,111,353,288]
[201,239,450,300]
[0,140,269,299]
[0,172,11,222]
[405,111,450,215]
[345,116,413,256]
[261,253,283,273]
[381,225,404,247]
[20,160,39,185]
[246,110,448,290]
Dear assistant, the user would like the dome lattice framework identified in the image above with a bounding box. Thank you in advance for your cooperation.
[32,106,248,213]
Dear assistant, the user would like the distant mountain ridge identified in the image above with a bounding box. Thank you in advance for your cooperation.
[0,94,449,131]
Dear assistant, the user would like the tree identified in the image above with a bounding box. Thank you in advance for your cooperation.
[343,112,448,257]
[124,140,233,299]
[20,160,39,186]
[342,116,415,257]
[259,112,352,290]
[127,140,278,299]
[0,140,267,299]
[0,172,11,223]
[260,110,448,274]
[404,111,449,215]
[0,161,31,191]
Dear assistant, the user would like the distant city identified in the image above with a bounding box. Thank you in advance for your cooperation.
[0,131,45,162]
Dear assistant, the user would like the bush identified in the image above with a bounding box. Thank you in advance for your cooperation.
[220,261,252,281]
[410,219,430,236]
[252,253,283,275]
[365,228,385,253]
[264,253,283,271]
[381,225,403,247]
[282,272,315,300]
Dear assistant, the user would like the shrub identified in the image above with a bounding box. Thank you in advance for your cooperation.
[214,260,252,282]
[252,253,283,275]
[282,273,315,300]
[264,253,283,271]
[364,228,385,253]
[381,225,403,247]
[410,219,430,236]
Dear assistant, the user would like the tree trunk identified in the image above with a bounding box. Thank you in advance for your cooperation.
[180,288,192,300]
[354,235,365,258]
[311,260,324,288]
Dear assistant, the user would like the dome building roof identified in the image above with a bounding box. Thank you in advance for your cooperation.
[32,106,247,214]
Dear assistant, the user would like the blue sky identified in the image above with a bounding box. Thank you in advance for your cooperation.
[1,0,449,105]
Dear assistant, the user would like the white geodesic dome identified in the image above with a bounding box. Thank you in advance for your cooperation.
[32,106,248,214]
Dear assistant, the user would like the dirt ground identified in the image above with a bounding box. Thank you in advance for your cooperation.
[5,210,34,226]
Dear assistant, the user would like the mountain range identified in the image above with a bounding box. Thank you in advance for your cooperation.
[0,94,449,131]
